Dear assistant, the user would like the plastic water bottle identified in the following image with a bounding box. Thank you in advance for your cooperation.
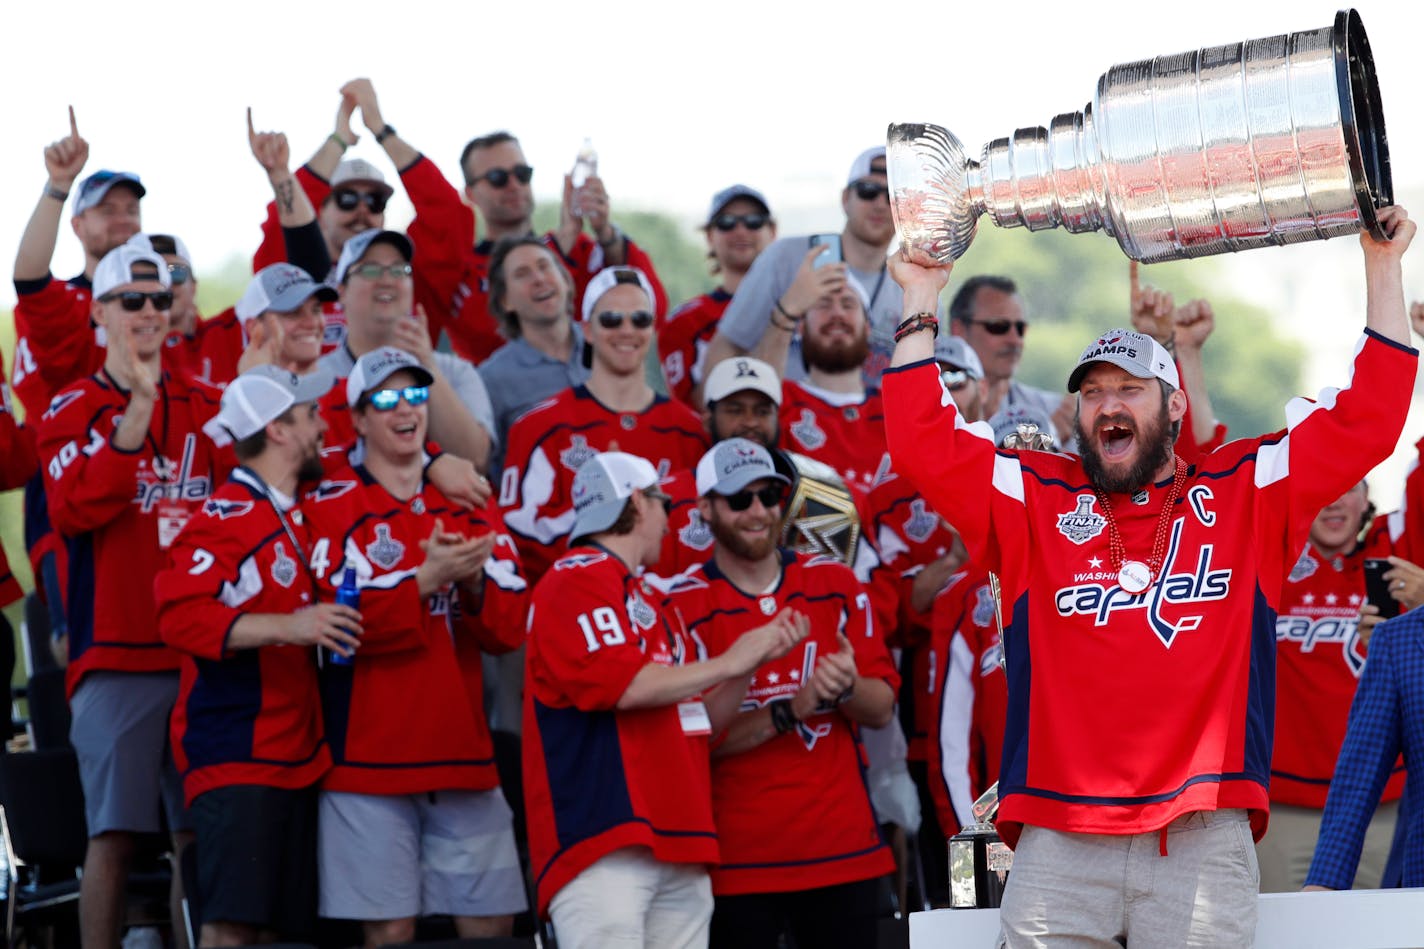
[570,138,597,218]
[327,560,360,666]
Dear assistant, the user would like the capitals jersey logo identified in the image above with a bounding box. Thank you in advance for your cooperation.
[1054,518,1232,648]
[365,524,405,569]
[203,498,254,520]
[903,499,938,544]
[789,410,827,451]
[135,434,211,513]
[310,480,357,502]
[1288,549,1319,583]
[679,510,714,551]
[1057,494,1106,545]
[555,551,608,571]
[560,434,596,472]
[43,389,85,420]
[270,541,298,588]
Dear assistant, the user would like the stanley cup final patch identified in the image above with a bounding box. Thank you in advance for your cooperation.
[1057,494,1107,545]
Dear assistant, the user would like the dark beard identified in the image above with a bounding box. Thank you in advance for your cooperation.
[298,450,326,484]
[802,326,869,373]
[1074,405,1173,495]
[708,507,779,562]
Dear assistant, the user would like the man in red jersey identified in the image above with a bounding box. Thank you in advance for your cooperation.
[660,186,777,408]
[522,450,806,948]
[501,266,708,581]
[1259,482,1405,891]
[882,205,1417,947]
[156,364,351,945]
[303,347,530,944]
[664,438,896,948]
[37,243,221,949]
[779,275,890,492]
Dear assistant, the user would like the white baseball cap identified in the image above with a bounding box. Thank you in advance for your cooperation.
[846,146,887,186]
[126,233,192,267]
[703,356,782,408]
[581,266,656,323]
[92,244,171,298]
[569,452,661,543]
[934,336,984,380]
[203,364,334,447]
[330,158,394,199]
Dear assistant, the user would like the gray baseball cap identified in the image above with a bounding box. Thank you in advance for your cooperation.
[695,438,790,497]
[706,184,770,224]
[934,335,984,381]
[989,404,1057,450]
[569,452,661,543]
[345,347,435,406]
[203,364,334,447]
[335,228,414,284]
[236,263,338,323]
[1066,328,1179,393]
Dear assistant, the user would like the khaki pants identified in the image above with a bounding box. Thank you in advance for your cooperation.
[998,810,1258,949]
[549,847,712,949]
[1255,799,1399,893]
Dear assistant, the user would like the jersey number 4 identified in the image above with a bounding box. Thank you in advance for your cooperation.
[577,606,627,653]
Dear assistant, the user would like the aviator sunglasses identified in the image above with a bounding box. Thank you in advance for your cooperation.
[852,180,890,201]
[595,310,655,330]
[722,484,785,512]
[967,318,1028,336]
[331,189,390,214]
[711,213,769,232]
[99,290,174,311]
[366,386,430,411]
[474,164,535,188]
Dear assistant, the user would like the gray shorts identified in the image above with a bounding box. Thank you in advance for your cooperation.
[68,671,189,836]
[317,787,527,920]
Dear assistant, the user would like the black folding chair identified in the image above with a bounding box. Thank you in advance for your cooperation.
[0,748,87,947]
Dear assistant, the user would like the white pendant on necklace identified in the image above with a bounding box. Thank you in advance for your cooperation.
[1118,560,1152,594]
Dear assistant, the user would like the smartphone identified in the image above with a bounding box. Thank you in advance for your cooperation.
[810,233,841,269]
[1363,558,1401,619]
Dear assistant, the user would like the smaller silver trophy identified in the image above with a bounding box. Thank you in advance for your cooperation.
[889,10,1389,265]
[948,783,1013,908]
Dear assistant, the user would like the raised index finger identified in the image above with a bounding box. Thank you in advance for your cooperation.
[68,105,79,138]
[246,106,256,141]
[1129,260,1140,296]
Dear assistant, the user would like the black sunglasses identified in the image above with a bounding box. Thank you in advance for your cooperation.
[167,263,192,285]
[852,180,890,201]
[474,164,535,188]
[969,318,1028,336]
[722,484,785,512]
[711,213,768,232]
[331,189,389,214]
[642,488,673,515]
[99,290,174,311]
[595,310,655,330]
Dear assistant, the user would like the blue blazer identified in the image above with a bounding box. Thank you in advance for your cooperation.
[1306,609,1424,889]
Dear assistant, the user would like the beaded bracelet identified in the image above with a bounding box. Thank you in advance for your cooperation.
[894,312,939,342]
[327,133,351,152]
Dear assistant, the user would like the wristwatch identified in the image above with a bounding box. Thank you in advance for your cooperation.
[375,124,397,144]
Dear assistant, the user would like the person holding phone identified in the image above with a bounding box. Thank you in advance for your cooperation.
[1261,482,1407,891]
[705,147,903,386]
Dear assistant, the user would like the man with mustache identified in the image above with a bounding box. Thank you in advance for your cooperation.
[882,205,1417,947]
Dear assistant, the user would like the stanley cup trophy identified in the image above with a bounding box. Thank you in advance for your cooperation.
[888,10,1390,265]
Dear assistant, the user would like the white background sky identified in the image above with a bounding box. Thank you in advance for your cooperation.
[6,0,1424,493]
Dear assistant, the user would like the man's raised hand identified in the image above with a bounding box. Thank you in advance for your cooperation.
[45,106,89,188]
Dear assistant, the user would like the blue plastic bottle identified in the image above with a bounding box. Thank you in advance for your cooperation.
[328,560,360,666]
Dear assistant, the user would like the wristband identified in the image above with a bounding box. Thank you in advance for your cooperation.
[894,312,939,342]
[44,184,69,202]
[375,124,397,144]
[769,699,798,735]
[328,132,351,152]
[775,298,804,323]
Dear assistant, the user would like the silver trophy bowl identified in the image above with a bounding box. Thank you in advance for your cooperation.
[889,9,1390,264]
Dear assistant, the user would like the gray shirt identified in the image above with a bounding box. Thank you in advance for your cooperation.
[717,234,904,385]
[319,344,498,450]
[480,324,591,473]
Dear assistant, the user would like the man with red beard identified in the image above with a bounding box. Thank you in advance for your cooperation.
[779,277,889,493]
[883,205,1417,947]
[663,438,896,948]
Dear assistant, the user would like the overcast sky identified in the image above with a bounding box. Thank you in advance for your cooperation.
[6,0,1424,489]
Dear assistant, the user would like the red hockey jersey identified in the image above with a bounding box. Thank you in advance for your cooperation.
[303,463,528,795]
[882,331,1416,847]
[658,290,731,408]
[523,546,718,916]
[0,358,39,607]
[779,381,890,494]
[1272,520,1406,808]
[927,565,1007,834]
[38,369,222,696]
[500,386,707,579]
[663,550,896,894]
[155,467,331,803]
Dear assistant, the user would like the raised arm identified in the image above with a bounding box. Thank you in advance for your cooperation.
[16,106,88,282]
[341,78,420,171]
[1363,205,1415,345]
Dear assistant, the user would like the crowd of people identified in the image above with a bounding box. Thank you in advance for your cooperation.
[3,77,1424,949]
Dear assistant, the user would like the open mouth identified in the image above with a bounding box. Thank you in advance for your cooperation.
[1098,423,1135,461]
